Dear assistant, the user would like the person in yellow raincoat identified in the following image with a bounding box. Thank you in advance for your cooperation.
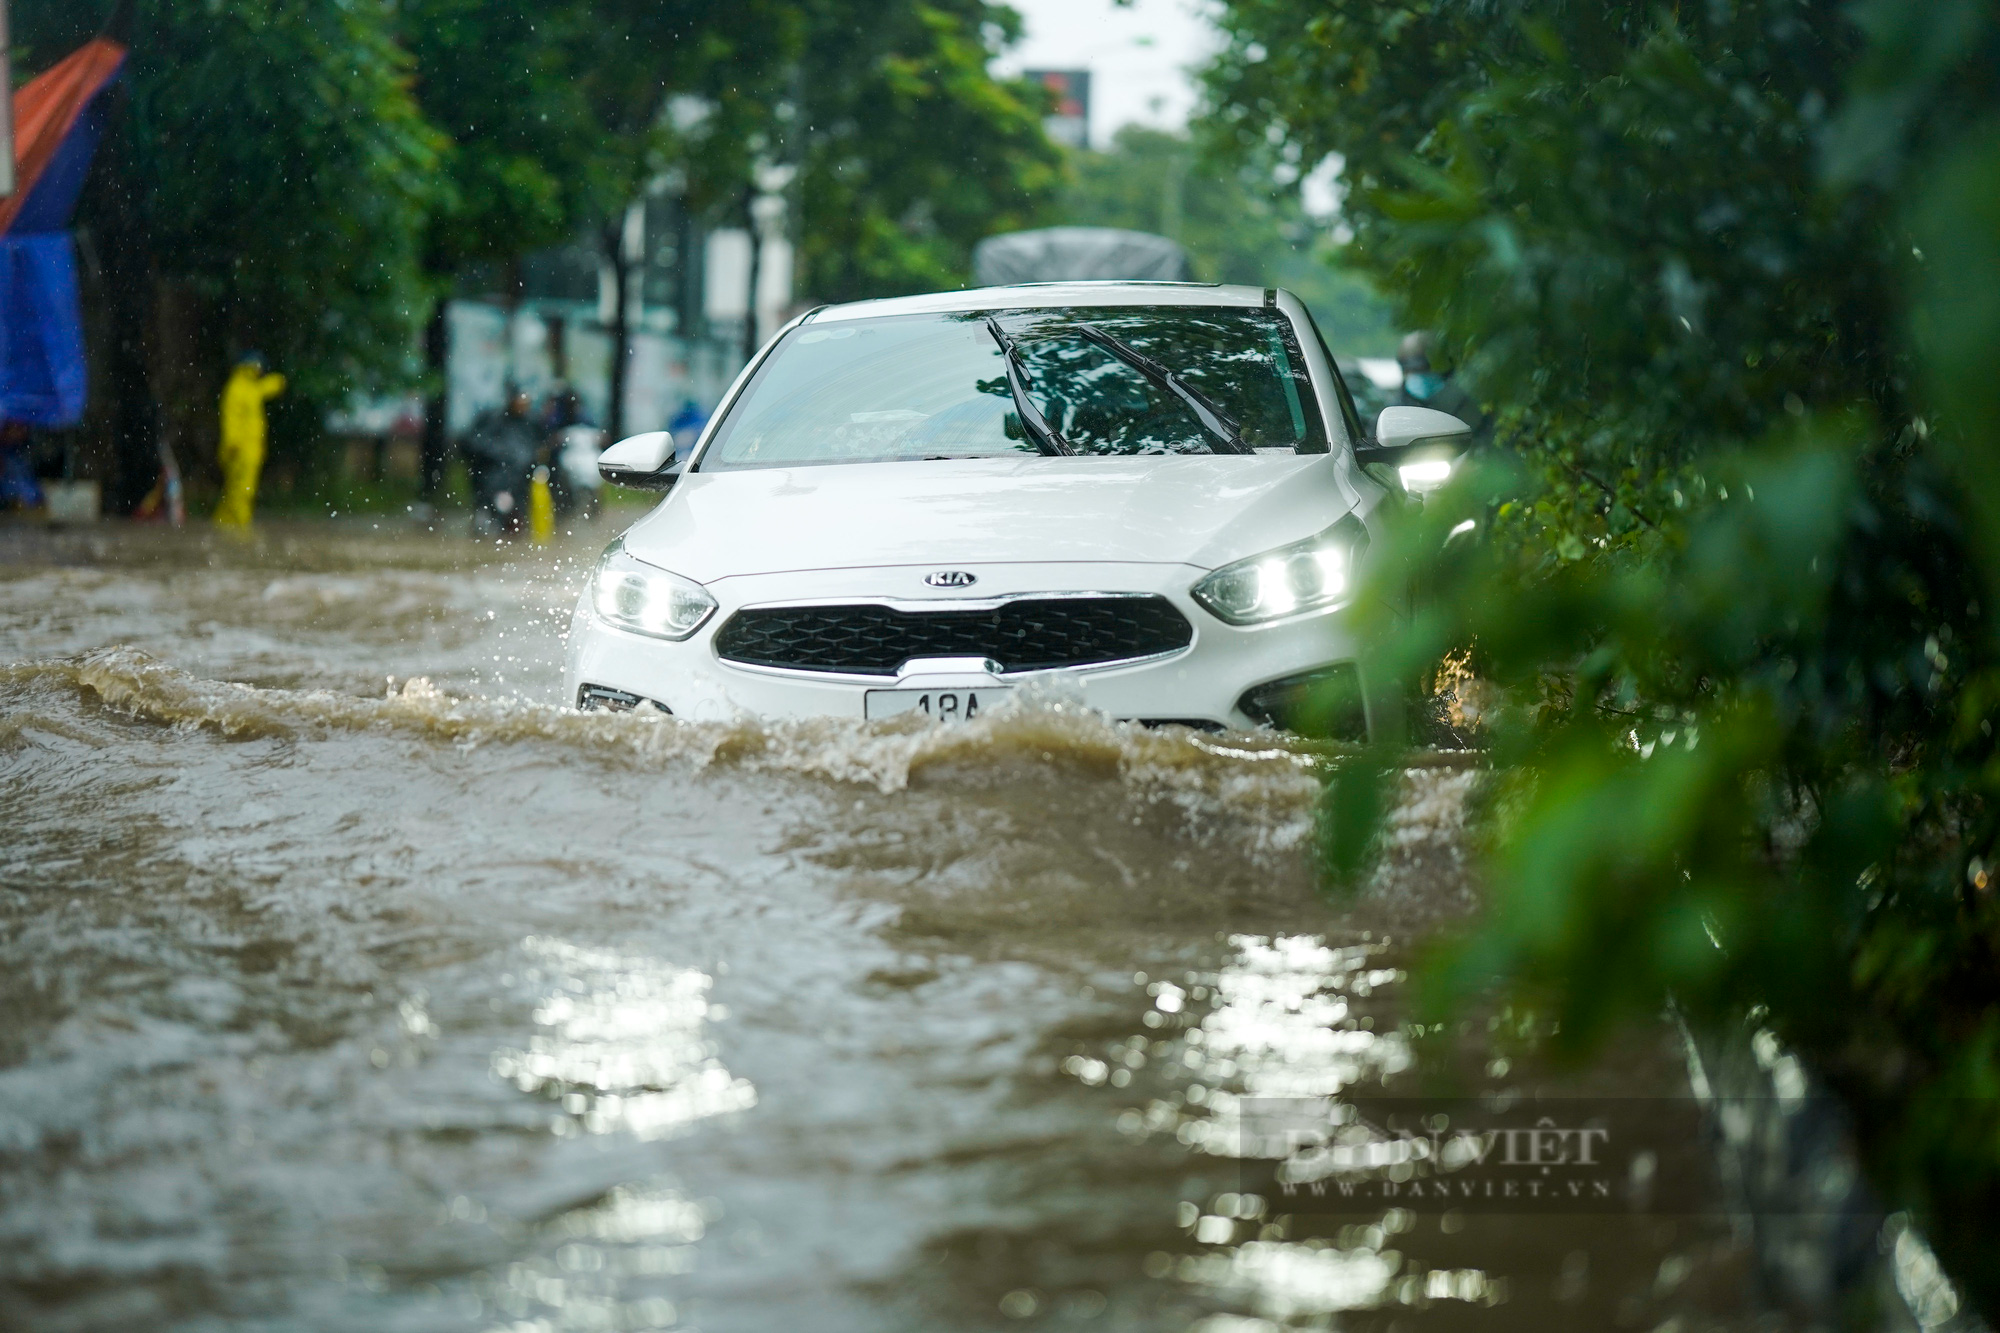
[213,353,285,528]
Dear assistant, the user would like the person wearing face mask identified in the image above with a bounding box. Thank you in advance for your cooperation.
[1393,331,1490,449]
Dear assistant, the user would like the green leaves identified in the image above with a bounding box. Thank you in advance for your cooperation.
[16,0,1061,454]
[1207,0,2000,1311]
[1053,125,1399,354]
[788,0,1062,303]
[18,0,443,402]
[1317,745,1396,888]
[1911,122,2000,624]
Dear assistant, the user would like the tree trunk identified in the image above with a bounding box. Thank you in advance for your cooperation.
[419,301,449,501]
[90,81,159,516]
[674,204,702,342]
[603,221,630,439]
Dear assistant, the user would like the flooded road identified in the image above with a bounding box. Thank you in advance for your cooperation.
[1,523,1765,1332]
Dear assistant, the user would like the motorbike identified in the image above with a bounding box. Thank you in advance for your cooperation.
[547,424,605,521]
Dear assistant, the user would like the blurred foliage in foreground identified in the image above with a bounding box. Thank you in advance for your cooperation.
[1208,0,2000,1313]
[1054,125,1397,355]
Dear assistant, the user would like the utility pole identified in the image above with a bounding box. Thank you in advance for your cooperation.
[740,185,761,365]
[604,201,643,439]
[0,0,15,198]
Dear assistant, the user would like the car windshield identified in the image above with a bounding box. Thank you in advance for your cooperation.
[699,305,1327,470]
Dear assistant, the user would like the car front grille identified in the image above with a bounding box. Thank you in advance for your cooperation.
[712,596,1194,676]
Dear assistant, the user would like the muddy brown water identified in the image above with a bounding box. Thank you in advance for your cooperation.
[0,522,1772,1332]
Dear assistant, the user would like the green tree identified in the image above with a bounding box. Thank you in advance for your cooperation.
[1057,124,1396,354]
[787,0,1063,303]
[16,0,442,507]
[396,0,1056,430]
[24,0,1049,498]
[1205,0,2000,1313]
[395,0,796,463]
[398,0,599,281]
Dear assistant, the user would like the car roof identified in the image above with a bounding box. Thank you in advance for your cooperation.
[809,281,1273,323]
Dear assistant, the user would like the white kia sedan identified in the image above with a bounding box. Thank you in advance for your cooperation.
[563,282,1471,735]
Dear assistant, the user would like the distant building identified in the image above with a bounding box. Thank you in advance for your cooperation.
[441,192,787,440]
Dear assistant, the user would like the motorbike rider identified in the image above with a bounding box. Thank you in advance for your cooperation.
[667,398,708,467]
[463,388,538,536]
[539,387,603,521]
[1394,331,1490,449]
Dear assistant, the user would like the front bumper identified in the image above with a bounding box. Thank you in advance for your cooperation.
[563,561,1376,733]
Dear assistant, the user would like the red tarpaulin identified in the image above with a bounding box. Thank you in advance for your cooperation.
[0,37,127,428]
[0,37,128,238]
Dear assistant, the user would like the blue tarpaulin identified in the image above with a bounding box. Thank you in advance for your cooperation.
[0,234,87,426]
[0,40,128,429]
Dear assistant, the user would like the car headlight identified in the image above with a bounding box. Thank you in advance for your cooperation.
[590,544,716,640]
[1190,515,1370,625]
[1398,457,1455,492]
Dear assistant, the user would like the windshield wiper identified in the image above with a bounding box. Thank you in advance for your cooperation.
[985,316,1071,456]
[1075,323,1250,454]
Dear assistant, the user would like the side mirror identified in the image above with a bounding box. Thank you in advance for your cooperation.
[1356,406,1473,494]
[597,431,679,491]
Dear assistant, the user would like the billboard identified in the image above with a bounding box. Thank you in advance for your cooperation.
[1024,69,1091,150]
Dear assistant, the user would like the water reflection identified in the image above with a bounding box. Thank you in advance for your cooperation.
[1103,935,1413,1156]
[477,939,749,1329]
[491,936,755,1141]
[1084,933,1500,1327]
[3,529,1753,1330]
[482,1183,711,1331]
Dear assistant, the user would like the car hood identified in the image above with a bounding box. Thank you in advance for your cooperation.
[618,454,1364,584]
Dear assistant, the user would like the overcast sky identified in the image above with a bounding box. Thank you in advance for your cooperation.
[992,0,1222,145]
[991,0,1346,216]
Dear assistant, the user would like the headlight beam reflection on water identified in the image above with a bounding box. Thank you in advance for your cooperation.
[1075,934,1504,1327]
[490,936,756,1140]
[478,937,753,1329]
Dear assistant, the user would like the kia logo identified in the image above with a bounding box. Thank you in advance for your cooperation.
[925,570,977,588]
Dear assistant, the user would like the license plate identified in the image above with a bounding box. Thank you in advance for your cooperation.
[864,687,1009,722]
